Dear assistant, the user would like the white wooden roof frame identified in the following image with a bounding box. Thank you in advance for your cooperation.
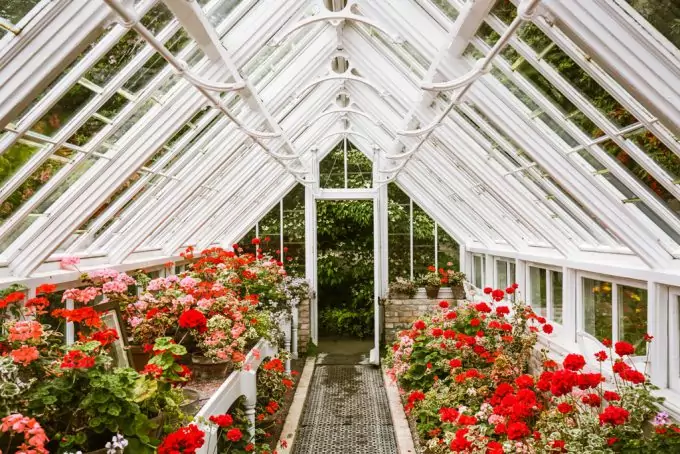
[0,0,677,289]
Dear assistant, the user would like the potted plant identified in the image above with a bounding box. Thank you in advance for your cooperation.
[447,270,467,300]
[389,277,417,299]
[0,289,188,454]
[419,267,443,299]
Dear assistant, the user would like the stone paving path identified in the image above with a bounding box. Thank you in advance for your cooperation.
[291,351,398,454]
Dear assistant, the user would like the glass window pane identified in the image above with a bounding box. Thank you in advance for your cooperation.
[583,277,613,341]
[206,0,243,29]
[618,285,648,355]
[625,0,680,49]
[623,129,680,182]
[542,47,637,129]
[34,157,98,214]
[430,0,459,21]
[388,183,410,281]
[509,262,516,285]
[83,31,146,87]
[0,139,44,186]
[473,255,483,288]
[0,150,74,223]
[413,204,435,278]
[30,83,97,137]
[67,118,107,147]
[551,270,563,324]
[496,260,508,289]
[601,139,680,219]
[437,228,459,271]
[0,0,42,25]
[529,266,547,317]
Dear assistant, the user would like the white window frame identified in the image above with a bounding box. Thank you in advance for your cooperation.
[576,271,648,358]
[471,253,485,289]
[493,257,517,299]
[669,288,680,392]
[527,262,563,325]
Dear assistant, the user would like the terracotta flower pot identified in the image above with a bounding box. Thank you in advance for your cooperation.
[425,285,440,299]
[129,344,151,371]
[190,354,232,379]
[450,284,466,300]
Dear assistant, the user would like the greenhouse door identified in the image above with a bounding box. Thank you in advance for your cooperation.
[305,186,389,365]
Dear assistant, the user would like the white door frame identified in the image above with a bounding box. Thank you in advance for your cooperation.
[304,152,388,365]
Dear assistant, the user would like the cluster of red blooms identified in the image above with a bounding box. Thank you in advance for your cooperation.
[52,307,102,328]
[391,284,680,452]
[60,350,96,369]
[178,309,207,333]
[0,290,26,309]
[263,358,285,373]
[157,424,205,454]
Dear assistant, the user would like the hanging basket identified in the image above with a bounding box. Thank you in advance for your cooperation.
[450,285,466,300]
[425,285,440,299]
[190,354,232,379]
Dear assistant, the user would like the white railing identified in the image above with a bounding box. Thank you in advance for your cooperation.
[193,338,279,454]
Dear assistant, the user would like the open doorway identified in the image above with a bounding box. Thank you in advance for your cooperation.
[316,199,374,359]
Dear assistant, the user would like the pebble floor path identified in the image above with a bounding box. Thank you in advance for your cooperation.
[291,352,398,454]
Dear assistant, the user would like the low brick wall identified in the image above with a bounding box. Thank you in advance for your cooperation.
[297,298,310,354]
[384,296,462,345]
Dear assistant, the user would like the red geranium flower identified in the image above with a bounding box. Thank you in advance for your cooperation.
[599,406,629,426]
[483,287,492,294]
[209,414,233,428]
[438,300,449,309]
[90,328,119,346]
[563,353,586,371]
[449,358,462,368]
[515,374,534,388]
[620,369,646,384]
[226,428,243,442]
[542,324,553,334]
[61,350,96,369]
[582,393,601,407]
[594,350,608,362]
[36,283,57,295]
[474,302,492,313]
[179,309,207,333]
[614,341,635,356]
[491,289,505,301]
[603,391,621,401]
[158,424,205,454]
[557,402,573,414]
[506,421,530,440]
[413,320,426,330]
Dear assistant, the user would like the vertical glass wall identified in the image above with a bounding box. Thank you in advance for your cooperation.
[528,264,563,323]
[582,276,647,355]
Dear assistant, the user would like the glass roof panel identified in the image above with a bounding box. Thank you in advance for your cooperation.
[426,0,459,22]
[623,0,680,49]
[0,145,71,225]
[0,0,43,28]
[202,0,244,30]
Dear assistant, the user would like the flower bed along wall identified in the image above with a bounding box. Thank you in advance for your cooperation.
[386,285,680,453]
